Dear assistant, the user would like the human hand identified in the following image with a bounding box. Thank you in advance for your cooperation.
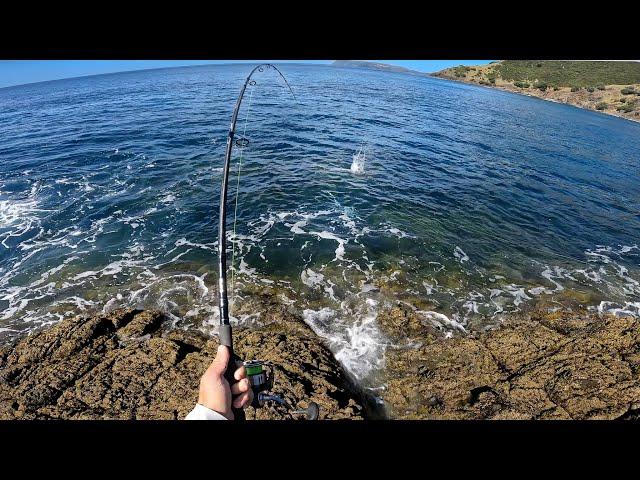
[197,345,254,420]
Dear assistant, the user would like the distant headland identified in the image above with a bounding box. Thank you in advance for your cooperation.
[332,60,640,123]
[331,60,429,76]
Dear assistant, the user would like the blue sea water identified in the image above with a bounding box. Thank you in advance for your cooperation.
[1,64,639,383]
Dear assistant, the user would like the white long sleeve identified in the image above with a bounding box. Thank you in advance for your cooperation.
[185,403,228,420]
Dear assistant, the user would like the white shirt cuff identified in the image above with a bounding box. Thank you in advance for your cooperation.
[185,404,228,420]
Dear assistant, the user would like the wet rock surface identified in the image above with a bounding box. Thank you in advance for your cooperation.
[381,306,640,419]
[3,299,640,420]
[0,308,364,420]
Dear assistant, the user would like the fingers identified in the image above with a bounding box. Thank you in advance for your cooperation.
[209,345,230,378]
[234,364,247,381]
[230,378,251,395]
[232,389,254,409]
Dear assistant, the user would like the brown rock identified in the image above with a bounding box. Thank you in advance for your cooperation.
[0,308,364,420]
[383,309,640,420]
[376,303,439,345]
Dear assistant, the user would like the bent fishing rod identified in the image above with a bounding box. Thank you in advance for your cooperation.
[217,64,318,421]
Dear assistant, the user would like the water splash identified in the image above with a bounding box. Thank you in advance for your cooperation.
[350,145,366,174]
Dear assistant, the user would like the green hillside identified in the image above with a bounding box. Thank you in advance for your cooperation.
[496,61,640,88]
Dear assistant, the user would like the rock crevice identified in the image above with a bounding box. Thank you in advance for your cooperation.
[0,308,364,420]
[3,302,640,420]
[381,306,640,420]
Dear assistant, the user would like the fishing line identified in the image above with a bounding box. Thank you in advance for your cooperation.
[230,84,255,303]
[216,63,301,421]
[217,64,297,327]
[223,66,297,316]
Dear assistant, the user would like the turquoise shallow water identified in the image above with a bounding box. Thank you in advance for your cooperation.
[1,64,639,384]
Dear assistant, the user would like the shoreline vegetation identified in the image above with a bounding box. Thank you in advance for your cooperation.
[2,297,639,420]
[332,60,640,123]
[433,61,640,124]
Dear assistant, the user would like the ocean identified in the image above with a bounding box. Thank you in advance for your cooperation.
[1,63,639,388]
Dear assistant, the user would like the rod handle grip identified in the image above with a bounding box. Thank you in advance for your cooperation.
[219,324,246,421]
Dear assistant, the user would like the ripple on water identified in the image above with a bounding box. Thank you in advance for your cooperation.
[0,64,639,388]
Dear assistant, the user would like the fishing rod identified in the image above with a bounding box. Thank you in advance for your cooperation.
[217,63,318,421]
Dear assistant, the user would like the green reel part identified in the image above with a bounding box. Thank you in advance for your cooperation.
[243,359,320,419]
[244,360,271,393]
[244,360,263,377]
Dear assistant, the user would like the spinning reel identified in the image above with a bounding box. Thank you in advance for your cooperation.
[244,360,319,420]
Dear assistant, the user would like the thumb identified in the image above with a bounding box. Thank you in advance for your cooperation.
[211,344,230,378]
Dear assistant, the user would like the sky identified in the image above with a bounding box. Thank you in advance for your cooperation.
[0,60,492,89]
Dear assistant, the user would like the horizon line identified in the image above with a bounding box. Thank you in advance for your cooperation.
[0,61,330,91]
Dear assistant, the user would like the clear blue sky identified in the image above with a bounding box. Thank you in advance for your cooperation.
[0,60,492,89]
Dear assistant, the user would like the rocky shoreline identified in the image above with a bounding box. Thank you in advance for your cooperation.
[433,62,640,124]
[1,301,639,420]
[0,307,366,420]
[379,305,640,419]
[435,74,640,125]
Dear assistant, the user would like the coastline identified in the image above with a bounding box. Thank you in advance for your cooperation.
[0,306,369,420]
[379,304,640,419]
[431,72,640,125]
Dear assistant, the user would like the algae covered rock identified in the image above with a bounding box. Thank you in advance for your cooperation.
[383,308,640,420]
[0,308,364,420]
[3,300,639,421]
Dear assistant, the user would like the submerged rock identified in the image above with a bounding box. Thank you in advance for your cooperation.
[383,308,640,419]
[0,308,364,420]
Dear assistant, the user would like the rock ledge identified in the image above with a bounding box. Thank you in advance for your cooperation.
[0,308,364,420]
[381,306,640,420]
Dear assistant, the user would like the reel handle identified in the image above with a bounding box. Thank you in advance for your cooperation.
[219,324,246,421]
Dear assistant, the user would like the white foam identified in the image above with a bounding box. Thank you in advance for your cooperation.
[71,253,152,282]
[454,246,469,263]
[387,227,411,239]
[121,215,144,230]
[166,237,215,255]
[423,280,438,295]
[585,250,611,264]
[463,300,480,314]
[339,212,357,233]
[429,261,445,272]
[0,298,29,320]
[502,284,531,306]
[301,268,324,288]
[593,301,640,317]
[54,296,97,310]
[417,310,467,335]
[0,198,40,228]
[313,230,346,261]
[528,286,549,296]
[72,270,99,281]
[302,302,386,380]
[290,220,307,234]
[541,266,566,292]
[575,268,602,283]
[103,293,124,312]
[30,256,79,288]
[238,258,257,277]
